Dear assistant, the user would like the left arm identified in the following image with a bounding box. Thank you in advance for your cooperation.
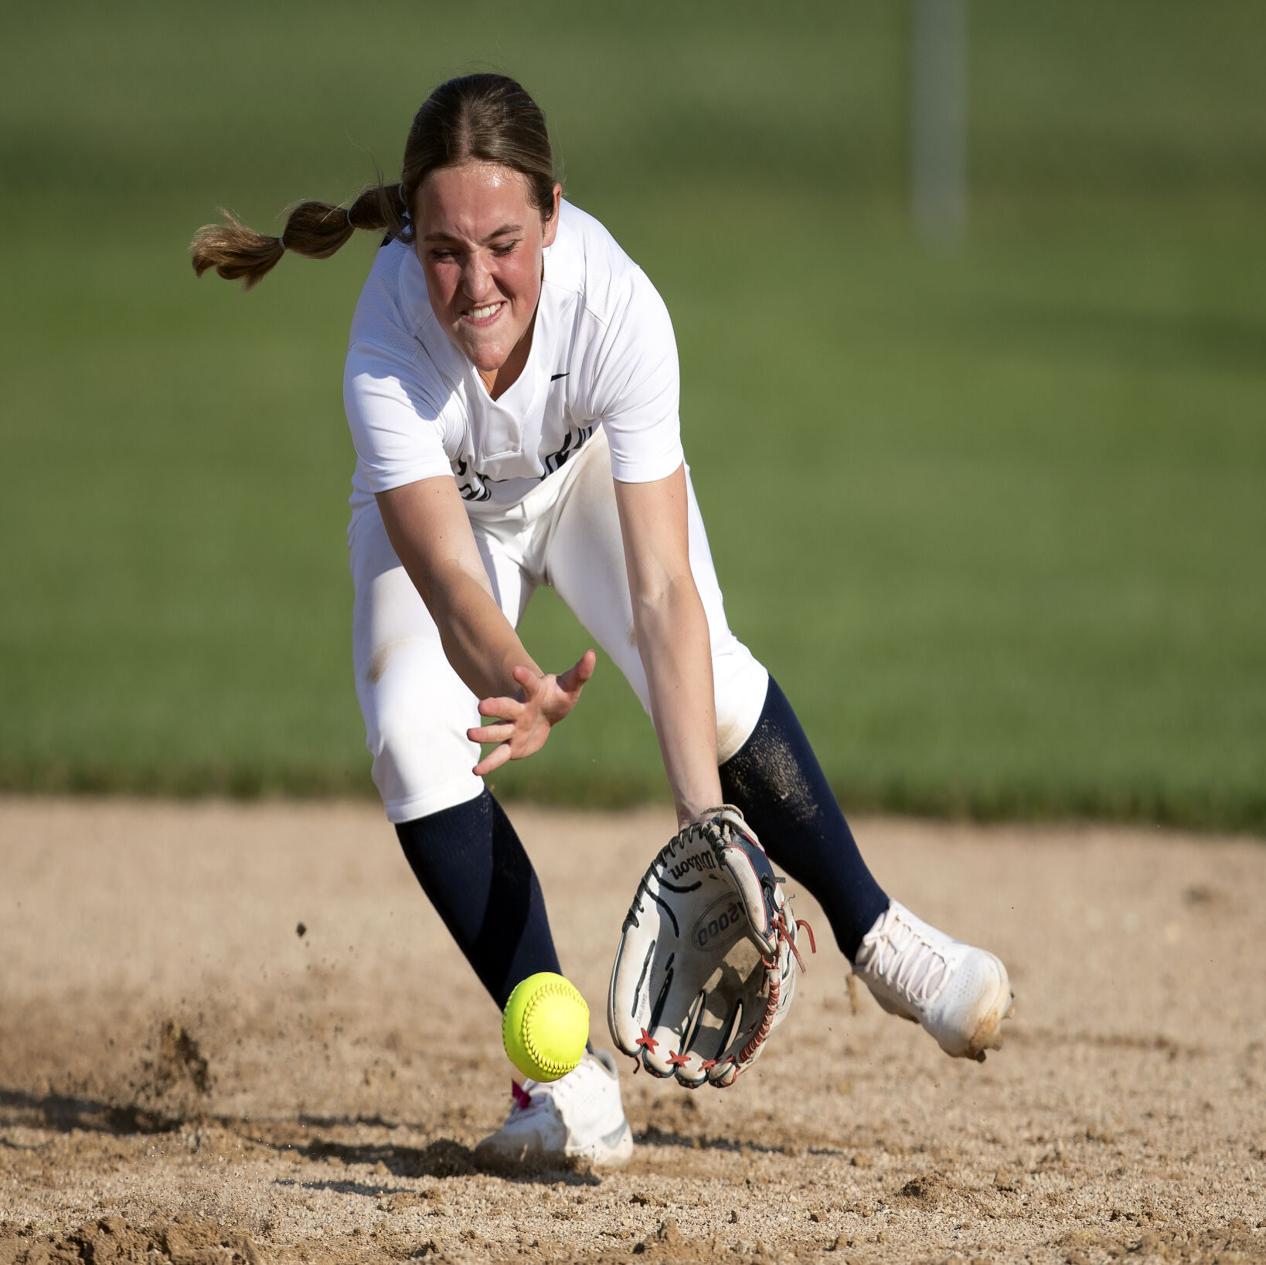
[614,465,723,827]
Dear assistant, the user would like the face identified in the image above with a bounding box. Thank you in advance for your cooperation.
[414,161,560,391]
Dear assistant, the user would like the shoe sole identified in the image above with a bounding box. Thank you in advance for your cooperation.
[474,1119,634,1172]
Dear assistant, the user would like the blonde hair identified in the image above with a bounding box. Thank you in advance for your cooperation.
[191,74,557,289]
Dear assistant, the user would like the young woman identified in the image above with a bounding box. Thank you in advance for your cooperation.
[192,73,1013,1168]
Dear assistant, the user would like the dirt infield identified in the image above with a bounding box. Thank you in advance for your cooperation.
[1,798,1263,1264]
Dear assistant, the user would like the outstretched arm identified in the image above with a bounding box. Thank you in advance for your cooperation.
[614,464,723,826]
[376,477,594,775]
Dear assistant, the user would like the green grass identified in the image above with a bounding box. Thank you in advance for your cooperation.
[2,2,1264,831]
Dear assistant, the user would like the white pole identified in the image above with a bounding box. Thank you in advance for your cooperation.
[911,0,968,243]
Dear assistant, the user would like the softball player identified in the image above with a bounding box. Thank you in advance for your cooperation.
[193,73,1013,1168]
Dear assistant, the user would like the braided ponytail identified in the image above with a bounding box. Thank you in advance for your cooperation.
[190,183,407,289]
[192,74,557,290]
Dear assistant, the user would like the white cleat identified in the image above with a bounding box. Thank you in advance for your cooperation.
[853,900,1015,1061]
[474,1049,634,1168]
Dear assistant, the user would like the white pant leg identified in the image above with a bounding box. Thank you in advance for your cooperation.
[540,429,769,762]
[348,503,532,822]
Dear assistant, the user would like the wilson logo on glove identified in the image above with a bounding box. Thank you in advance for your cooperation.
[668,851,718,881]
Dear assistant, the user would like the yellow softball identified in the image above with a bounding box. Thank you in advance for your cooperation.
[501,972,589,1083]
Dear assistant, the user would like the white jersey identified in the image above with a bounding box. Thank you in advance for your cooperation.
[343,200,684,511]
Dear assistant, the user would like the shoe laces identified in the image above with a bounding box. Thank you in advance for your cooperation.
[859,907,950,1005]
[514,1053,606,1114]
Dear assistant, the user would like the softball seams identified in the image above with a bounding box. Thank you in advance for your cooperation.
[519,981,584,1079]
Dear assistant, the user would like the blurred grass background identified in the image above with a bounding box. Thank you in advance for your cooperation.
[1,1,1263,831]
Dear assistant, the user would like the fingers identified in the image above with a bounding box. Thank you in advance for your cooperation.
[472,670,546,779]
[469,710,515,775]
[471,657,589,780]
[511,665,543,696]
[557,648,597,694]
[473,743,513,778]
[478,695,522,720]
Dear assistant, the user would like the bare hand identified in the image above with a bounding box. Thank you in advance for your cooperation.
[467,649,597,777]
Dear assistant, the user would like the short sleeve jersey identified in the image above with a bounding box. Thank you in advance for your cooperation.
[343,200,684,511]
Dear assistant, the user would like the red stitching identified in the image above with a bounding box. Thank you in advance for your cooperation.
[708,908,820,1088]
[737,969,780,1065]
[636,1028,658,1053]
[772,911,817,973]
[667,1050,690,1068]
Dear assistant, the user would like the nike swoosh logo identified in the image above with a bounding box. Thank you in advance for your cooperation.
[550,372,570,382]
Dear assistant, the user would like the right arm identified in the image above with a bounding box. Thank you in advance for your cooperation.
[376,475,538,699]
[375,477,595,775]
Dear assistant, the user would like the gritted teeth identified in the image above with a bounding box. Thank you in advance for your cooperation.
[465,301,503,320]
